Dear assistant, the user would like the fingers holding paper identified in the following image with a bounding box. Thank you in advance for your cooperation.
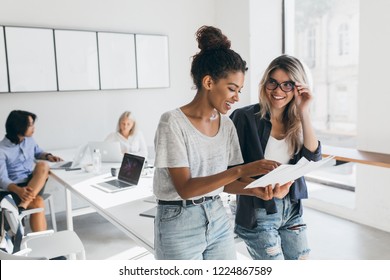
[242,159,280,178]
[273,181,294,199]
[248,181,293,200]
[251,184,274,200]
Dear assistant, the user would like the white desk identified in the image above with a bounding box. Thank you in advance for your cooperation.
[49,148,156,253]
[50,168,156,252]
[49,149,238,256]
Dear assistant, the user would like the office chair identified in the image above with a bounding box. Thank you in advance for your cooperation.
[0,193,85,260]
[41,193,57,231]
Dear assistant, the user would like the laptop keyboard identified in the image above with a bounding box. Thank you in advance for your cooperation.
[108,180,132,188]
[60,162,72,168]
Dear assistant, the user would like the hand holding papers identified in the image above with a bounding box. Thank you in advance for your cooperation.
[245,156,335,189]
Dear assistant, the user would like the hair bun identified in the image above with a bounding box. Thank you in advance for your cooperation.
[196,25,231,51]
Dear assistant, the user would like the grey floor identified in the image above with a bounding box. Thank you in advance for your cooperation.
[49,204,390,260]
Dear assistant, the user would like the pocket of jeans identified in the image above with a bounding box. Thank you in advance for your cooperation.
[159,205,183,222]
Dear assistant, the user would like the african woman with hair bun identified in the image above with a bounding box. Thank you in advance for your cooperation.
[152,26,289,260]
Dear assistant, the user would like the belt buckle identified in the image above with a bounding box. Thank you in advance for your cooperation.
[191,197,205,205]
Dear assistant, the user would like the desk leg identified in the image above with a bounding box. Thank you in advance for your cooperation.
[65,189,74,231]
[65,189,77,259]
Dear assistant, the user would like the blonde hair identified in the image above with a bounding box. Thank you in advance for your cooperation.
[117,111,136,136]
[259,55,308,156]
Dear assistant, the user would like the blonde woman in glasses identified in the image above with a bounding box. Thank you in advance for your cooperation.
[230,54,321,260]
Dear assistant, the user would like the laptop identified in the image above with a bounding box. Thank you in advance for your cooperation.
[88,141,123,162]
[93,153,145,193]
[49,144,89,169]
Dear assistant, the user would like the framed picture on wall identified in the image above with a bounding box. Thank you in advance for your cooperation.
[0,26,8,93]
[98,32,137,90]
[5,26,57,92]
[55,29,100,91]
[135,34,170,88]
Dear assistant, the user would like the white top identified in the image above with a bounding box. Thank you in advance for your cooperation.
[105,131,148,159]
[153,108,243,200]
[264,136,291,164]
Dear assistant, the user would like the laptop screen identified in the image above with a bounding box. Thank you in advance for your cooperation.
[118,153,145,185]
[88,141,122,162]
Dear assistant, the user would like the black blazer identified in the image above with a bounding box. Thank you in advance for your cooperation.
[230,103,322,229]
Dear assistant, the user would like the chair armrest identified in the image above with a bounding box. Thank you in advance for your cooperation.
[13,248,32,256]
[26,229,55,238]
[19,208,44,219]
[22,230,55,248]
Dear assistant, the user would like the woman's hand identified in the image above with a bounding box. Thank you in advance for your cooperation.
[242,159,280,178]
[273,181,294,199]
[250,184,274,200]
[294,82,313,114]
[247,181,293,200]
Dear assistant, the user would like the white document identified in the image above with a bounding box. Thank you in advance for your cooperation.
[245,156,335,189]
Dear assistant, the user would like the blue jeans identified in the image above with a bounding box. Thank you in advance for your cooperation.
[154,196,236,260]
[235,195,310,260]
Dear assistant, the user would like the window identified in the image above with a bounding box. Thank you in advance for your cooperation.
[285,0,359,148]
[338,23,350,56]
[306,28,316,67]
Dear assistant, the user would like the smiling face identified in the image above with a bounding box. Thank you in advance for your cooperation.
[266,69,295,110]
[207,71,245,115]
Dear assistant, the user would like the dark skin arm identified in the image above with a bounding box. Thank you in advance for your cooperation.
[168,159,280,200]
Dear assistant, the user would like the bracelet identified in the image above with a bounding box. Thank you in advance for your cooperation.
[45,153,53,160]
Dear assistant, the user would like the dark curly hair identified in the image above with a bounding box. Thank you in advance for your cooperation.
[190,26,248,90]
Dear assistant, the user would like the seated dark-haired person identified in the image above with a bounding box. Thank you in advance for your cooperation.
[0,110,62,232]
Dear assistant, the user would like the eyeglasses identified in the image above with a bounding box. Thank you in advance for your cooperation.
[265,78,295,93]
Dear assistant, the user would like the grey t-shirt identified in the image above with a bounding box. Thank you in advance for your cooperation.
[153,108,243,200]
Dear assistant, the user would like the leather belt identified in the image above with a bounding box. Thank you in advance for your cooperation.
[157,196,218,206]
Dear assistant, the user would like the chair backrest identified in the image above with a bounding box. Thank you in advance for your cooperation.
[1,191,86,260]
[0,192,24,254]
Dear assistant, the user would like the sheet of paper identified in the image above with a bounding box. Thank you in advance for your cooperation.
[244,156,335,189]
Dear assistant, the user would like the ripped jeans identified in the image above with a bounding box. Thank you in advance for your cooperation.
[235,195,310,260]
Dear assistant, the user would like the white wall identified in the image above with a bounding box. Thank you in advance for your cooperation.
[0,0,255,212]
[215,0,251,109]
[354,0,390,231]
[0,0,265,152]
[249,0,283,104]
[358,0,390,154]
[0,0,217,151]
[214,0,283,108]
